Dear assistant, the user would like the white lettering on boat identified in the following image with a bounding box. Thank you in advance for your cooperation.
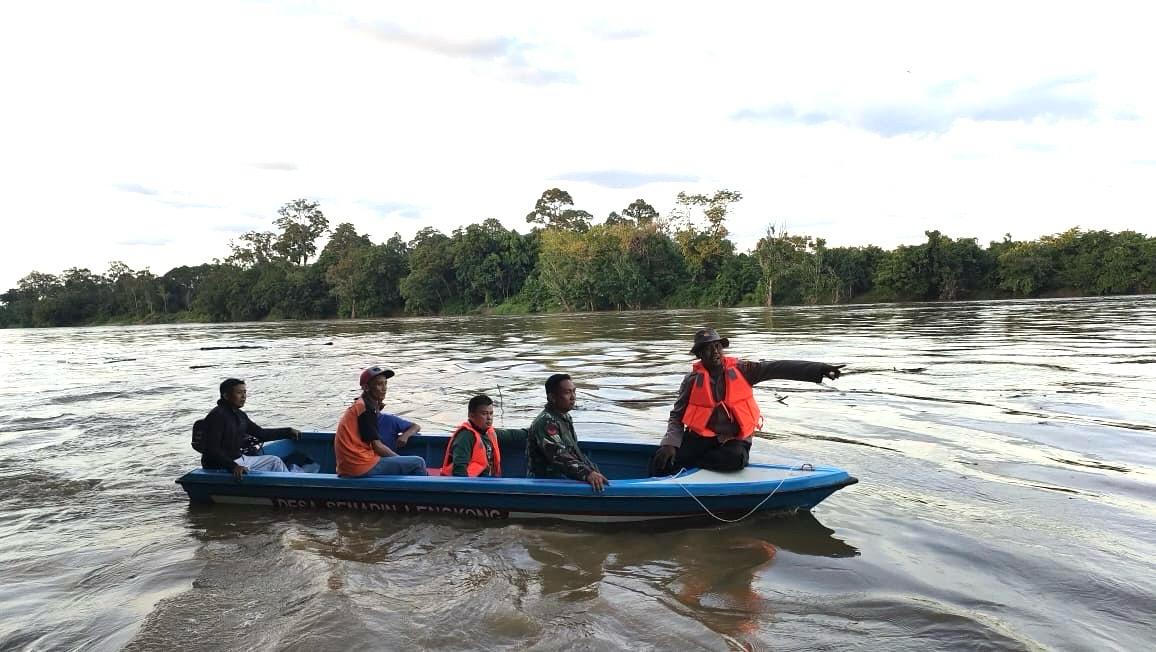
[272,497,507,519]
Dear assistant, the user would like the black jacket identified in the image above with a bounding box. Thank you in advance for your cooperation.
[200,399,294,470]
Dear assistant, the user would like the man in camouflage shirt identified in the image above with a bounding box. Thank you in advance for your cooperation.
[526,373,610,493]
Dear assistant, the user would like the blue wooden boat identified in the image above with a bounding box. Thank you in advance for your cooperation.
[176,433,858,523]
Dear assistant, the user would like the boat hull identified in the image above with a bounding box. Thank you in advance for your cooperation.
[176,433,858,524]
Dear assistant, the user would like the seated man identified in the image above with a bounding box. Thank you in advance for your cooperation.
[526,374,609,493]
[197,378,301,480]
[335,366,427,478]
[441,394,528,477]
[378,409,421,451]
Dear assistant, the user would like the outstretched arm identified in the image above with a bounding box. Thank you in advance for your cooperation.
[246,415,298,442]
[494,428,529,445]
[739,360,844,386]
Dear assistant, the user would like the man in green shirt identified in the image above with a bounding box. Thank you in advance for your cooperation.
[441,395,527,477]
[526,374,610,493]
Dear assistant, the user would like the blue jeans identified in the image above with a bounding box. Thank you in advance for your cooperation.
[356,455,427,477]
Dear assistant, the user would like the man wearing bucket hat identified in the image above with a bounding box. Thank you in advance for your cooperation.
[334,366,428,477]
[651,328,844,474]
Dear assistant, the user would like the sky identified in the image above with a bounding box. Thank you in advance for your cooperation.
[1,1,1153,289]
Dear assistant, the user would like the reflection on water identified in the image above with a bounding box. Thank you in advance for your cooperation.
[1,296,1155,650]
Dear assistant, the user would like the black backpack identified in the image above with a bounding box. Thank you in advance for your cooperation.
[191,418,207,453]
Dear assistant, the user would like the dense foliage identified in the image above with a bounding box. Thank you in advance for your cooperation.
[2,192,1153,328]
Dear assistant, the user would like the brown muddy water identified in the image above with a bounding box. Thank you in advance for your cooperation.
[1,297,1154,651]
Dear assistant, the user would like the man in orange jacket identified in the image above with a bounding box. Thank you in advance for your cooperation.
[651,328,844,474]
[335,366,427,477]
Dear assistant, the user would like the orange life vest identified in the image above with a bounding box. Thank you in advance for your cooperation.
[681,357,762,439]
[440,421,502,477]
[335,396,379,477]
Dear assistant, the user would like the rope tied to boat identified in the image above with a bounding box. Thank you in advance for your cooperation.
[670,464,812,524]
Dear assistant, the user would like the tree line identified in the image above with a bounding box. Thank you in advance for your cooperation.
[2,189,1154,327]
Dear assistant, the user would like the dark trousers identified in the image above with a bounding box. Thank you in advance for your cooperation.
[657,433,751,474]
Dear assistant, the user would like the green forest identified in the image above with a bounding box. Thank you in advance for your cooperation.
[2,189,1154,328]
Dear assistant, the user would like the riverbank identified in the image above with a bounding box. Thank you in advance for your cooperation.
[3,286,1150,329]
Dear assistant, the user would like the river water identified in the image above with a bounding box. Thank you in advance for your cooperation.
[0,297,1154,651]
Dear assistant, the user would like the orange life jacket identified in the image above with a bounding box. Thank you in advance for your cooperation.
[681,357,762,439]
[335,397,379,477]
[440,421,502,477]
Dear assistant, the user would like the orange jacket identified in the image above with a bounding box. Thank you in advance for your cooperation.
[335,397,379,477]
[441,421,502,477]
[681,357,762,439]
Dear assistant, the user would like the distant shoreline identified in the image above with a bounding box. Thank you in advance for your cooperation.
[5,289,1149,330]
[3,195,1152,329]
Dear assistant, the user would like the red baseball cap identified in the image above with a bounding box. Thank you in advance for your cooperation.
[359,366,395,387]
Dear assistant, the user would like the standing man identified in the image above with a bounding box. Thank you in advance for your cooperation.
[652,328,845,474]
[196,378,300,480]
[526,374,609,493]
[441,394,528,477]
[334,366,428,477]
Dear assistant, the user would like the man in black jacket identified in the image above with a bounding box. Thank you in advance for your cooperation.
[198,378,301,480]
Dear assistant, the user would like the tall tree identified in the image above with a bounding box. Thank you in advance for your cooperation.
[754,228,837,306]
[326,246,371,318]
[825,245,885,301]
[105,261,150,316]
[604,211,630,226]
[227,231,276,267]
[17,271,62,301]
[273,199,330,265]
[452,219,508,306]
[367,234,410,315]
[997,241,1055,296]
[161,265,212,313]
[756,225,801,306]
[874,244,933,301]
[622,198,659,225]
[400,227,457,313]
[316,222,373,270]
[672,190,741,285]
[537,228,595,312]
[924,231,987,300]
[525,188,592,232]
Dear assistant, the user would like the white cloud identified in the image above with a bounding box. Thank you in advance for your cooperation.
[1,0,1154,288]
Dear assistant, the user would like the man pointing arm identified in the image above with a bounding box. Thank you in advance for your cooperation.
[651,328,844,474]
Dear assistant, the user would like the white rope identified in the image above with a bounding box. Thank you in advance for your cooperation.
[669,464,808,524]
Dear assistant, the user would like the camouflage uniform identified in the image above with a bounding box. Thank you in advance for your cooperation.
[526,406,597,480]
